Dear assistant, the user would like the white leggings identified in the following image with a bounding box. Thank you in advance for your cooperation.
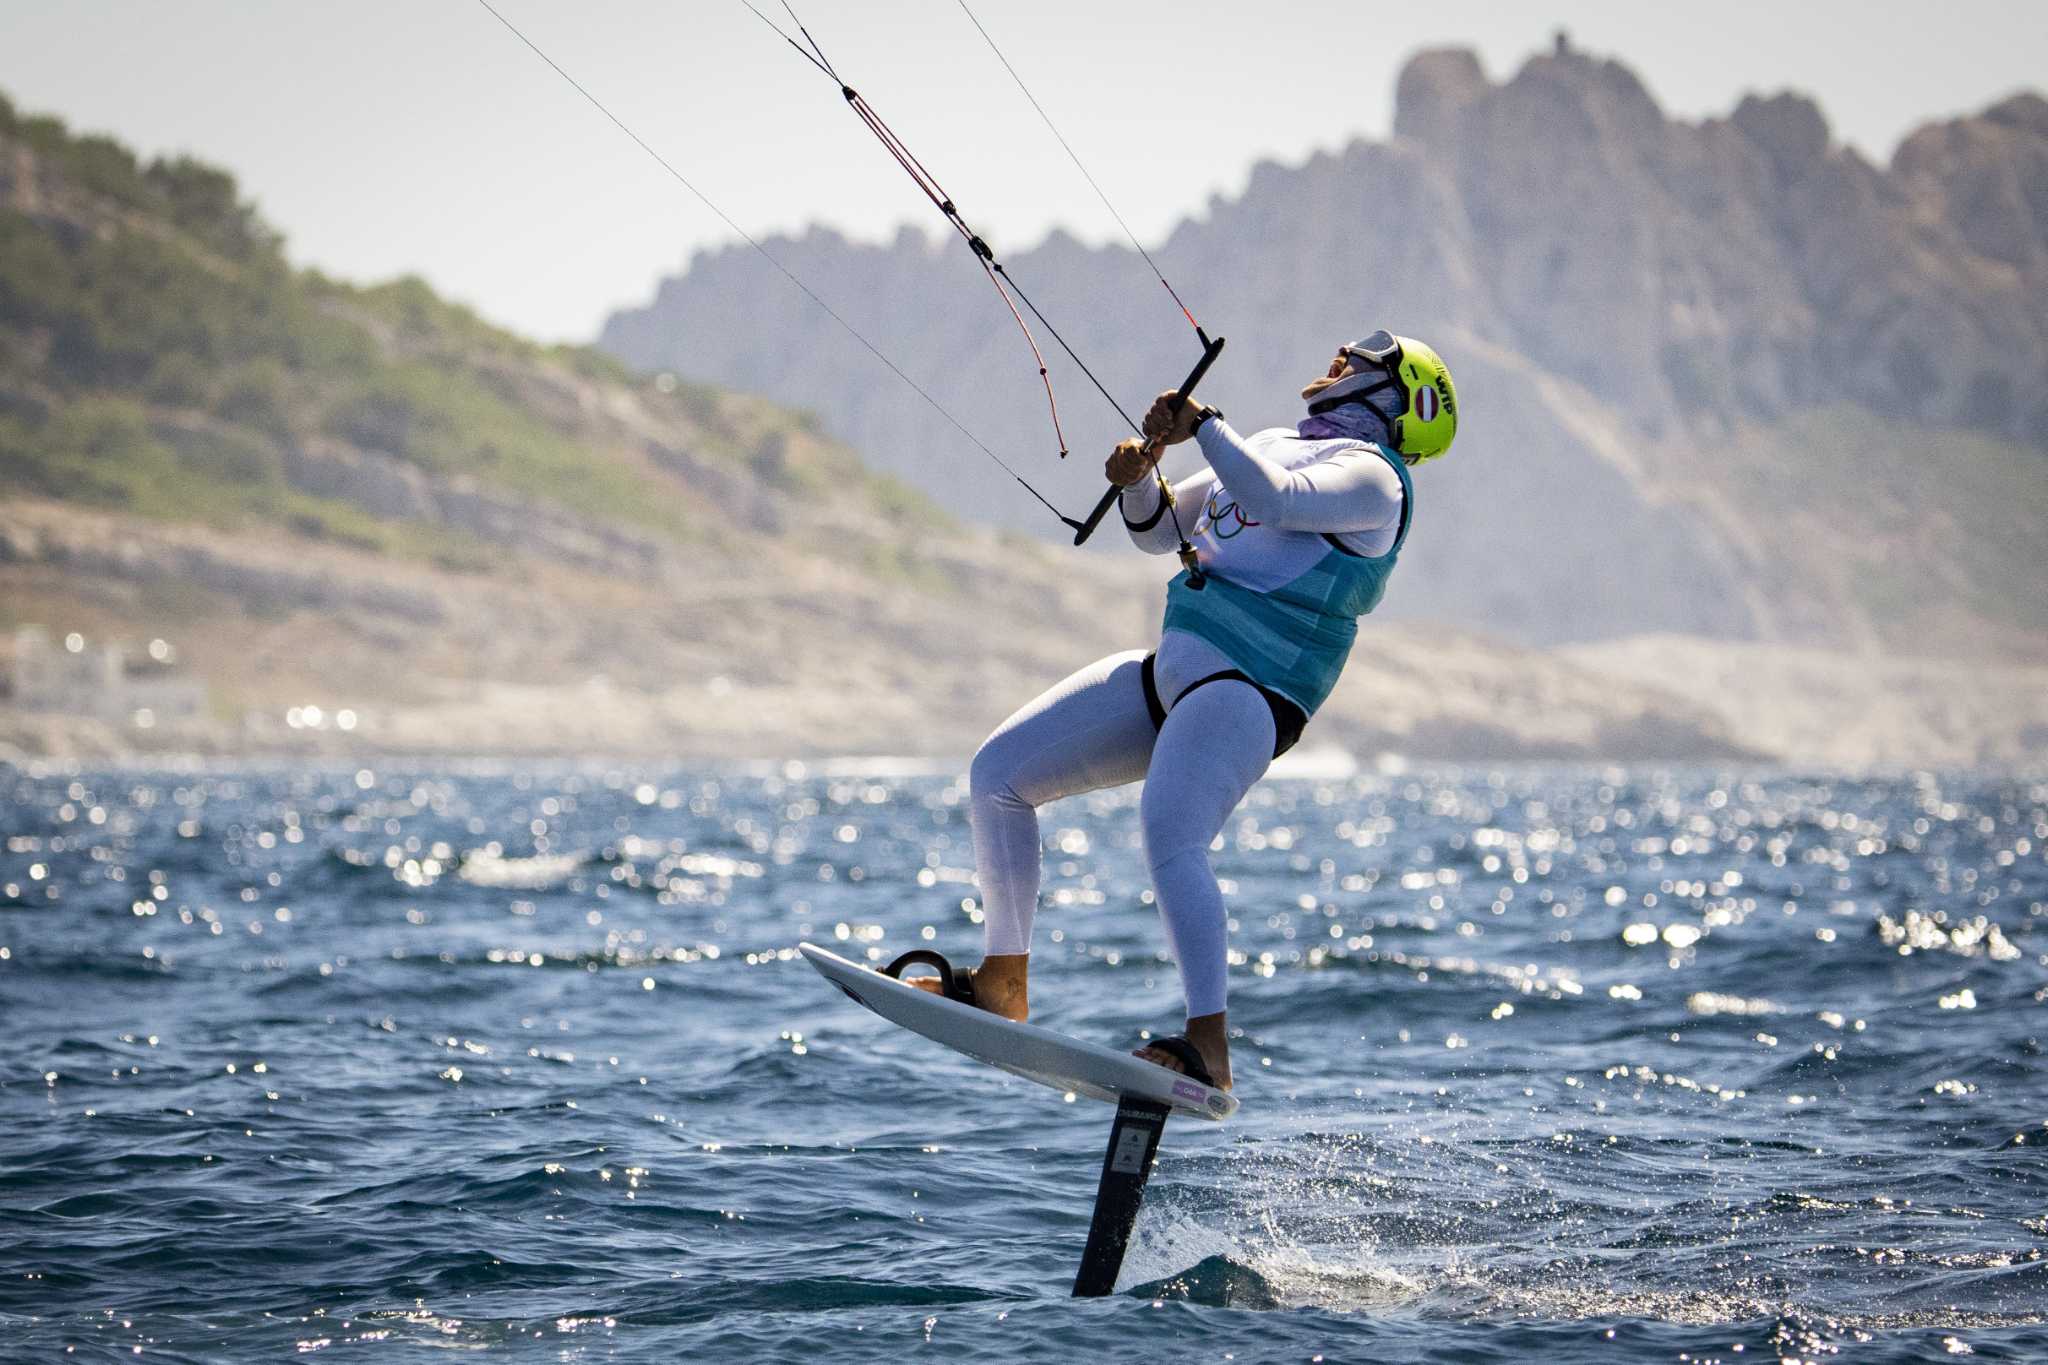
[968,646,1277,1017]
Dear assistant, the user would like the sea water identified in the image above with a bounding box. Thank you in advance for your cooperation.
[1,761,2043,1362]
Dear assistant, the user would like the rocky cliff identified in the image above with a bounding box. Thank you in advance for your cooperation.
[1394,49,2048,441]
[601,45,2048,661]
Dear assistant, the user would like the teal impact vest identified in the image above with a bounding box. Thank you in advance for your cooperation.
[1159,443,1412,717]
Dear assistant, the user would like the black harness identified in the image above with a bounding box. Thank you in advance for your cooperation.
[1139,653,1307,760]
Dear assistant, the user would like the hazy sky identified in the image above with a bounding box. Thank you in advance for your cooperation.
[5,1,2043,342]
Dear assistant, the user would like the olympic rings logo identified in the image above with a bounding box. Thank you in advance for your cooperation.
[1203,489,1260,539]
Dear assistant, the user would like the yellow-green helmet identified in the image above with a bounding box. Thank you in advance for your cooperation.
[1311,329,1460,461]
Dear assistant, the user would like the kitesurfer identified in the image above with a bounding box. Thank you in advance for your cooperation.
[911,331,1457,1091]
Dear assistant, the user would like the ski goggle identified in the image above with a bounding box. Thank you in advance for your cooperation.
[1312,330,1407,417]
[1340,329,1403,372]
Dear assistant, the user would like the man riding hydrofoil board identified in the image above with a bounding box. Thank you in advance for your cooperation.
[910,330,1458,1092]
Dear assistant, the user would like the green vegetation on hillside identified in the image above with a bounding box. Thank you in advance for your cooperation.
[0,185,673,538]
[0,90,272,264]
[0,393,497,569]
[0,90,947,560]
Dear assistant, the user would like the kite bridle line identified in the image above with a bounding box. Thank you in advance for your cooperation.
[951,0,1204,338]
[471,0,1073,524]
[477,0,1221,572]
[749,1,1220,577]
[949,0,1218,575]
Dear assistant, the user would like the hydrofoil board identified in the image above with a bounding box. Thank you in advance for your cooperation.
[799,942,1236,1121]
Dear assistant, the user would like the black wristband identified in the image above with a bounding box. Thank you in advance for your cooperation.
[1121,482,1167,532]
[1191,404,1222,433]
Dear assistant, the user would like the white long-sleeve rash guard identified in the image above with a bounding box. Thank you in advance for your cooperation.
[1119,418,1406,701]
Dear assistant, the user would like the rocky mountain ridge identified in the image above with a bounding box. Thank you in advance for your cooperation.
[1394,46,2047,441]
[601,43,2048,661]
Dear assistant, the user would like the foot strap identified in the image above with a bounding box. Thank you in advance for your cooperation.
[881,949,978,1007]
[1143,1033,1216,1088]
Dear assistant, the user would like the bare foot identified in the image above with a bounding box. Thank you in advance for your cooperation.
[905,952,1029,1022]
[1134,1011,1232,1091]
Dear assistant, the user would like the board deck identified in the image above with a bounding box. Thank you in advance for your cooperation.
[799,943,1237,1121]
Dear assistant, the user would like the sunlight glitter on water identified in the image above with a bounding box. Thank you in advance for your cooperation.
[0,764,2043,1361]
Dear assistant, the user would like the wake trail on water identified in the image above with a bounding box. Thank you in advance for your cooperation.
[1116,1113,2047,1350]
